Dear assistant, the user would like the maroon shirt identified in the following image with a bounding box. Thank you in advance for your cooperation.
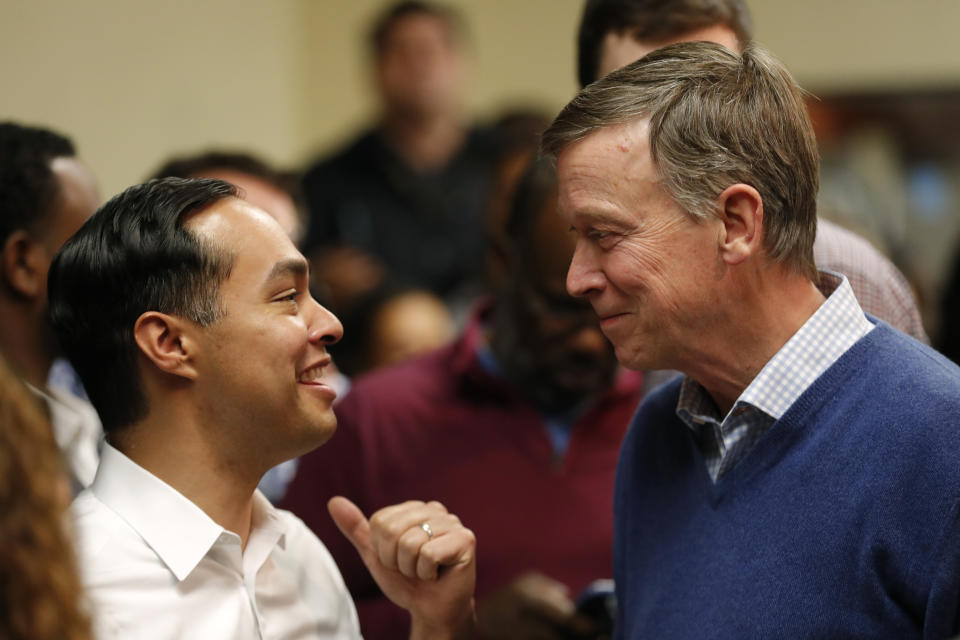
[282,313,643,639]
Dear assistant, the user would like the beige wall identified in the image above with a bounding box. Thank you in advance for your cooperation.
[752,0,960,92]
[2,0,958,198]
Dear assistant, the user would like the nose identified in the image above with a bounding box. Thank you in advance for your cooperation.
[566,240,605,299]
[306,295,343,346]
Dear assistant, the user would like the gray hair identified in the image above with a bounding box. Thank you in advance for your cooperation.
[542,41,820,280]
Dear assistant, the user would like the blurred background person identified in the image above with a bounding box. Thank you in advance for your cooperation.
[151,150,306,247]
[332,283,455,377]
[0,122,102,493]
[0,353,91,640]
[5,1,960,346]
[575,0,929,343]
[301,0,502,316]
[284,157,640,640]
[483,108,553,292]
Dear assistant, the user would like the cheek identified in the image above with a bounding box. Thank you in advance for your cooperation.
[235,318,309,366]
[607,240,671,296]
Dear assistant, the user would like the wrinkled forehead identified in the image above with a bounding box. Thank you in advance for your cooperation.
[556,119,657,208]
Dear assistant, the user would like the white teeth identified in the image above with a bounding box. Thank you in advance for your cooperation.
[298,366,324,383]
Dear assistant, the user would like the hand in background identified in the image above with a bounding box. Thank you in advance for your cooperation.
[329,497,476,640]
[477,572,601,640]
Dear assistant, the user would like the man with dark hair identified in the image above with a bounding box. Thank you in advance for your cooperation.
[576,0,751,88]
[543,41,960,638]
[50,177,478,639]
[575,0,929,342]
[0,121,102,491]
[284,158,637,640]
[301,0,500,312]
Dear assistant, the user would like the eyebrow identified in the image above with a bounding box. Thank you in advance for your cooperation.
[264,257,309,284]
[571,209,634,231]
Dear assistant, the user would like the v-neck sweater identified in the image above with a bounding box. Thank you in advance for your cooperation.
[613,323,960,639]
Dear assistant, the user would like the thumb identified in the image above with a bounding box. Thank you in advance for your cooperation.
[328,496,374,563]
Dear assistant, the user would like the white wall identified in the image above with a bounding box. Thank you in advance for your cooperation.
[2,0,958,197]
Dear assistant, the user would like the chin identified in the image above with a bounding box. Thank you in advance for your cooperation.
[614,347,652,371]
[291,414,339,457]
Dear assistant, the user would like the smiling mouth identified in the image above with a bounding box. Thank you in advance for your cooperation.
[297,361,329,384]
[599,312,627,325]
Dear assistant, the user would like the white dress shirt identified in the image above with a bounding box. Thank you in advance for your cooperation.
[72,444,363,639]
[28,382,102,492]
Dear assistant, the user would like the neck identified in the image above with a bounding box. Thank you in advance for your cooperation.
[679,267,826,415]
[113,403,264,549]
[0,300,54,388]
[380,109,465,171]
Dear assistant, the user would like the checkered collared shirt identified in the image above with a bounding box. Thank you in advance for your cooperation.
[676,272,874,482]
[814,218,927,343]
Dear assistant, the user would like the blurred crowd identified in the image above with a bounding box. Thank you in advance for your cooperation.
[3,1,960,639]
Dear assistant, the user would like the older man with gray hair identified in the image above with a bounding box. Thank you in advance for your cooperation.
[543,41,960,638]
[575,0,929,344]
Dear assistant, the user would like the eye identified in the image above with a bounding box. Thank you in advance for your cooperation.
[588,229,618,248]
[275,289,300,305]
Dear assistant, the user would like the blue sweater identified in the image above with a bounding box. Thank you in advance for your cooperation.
[614,324,960,639]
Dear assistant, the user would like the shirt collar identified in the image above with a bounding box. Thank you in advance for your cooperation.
[90,444,288,582]
[27,383,102,491]
[27,383,101,450]
[678,272,874,426]
[241,490,289,578]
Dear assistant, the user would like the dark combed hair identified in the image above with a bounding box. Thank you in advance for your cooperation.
[0,122,76,246]
[48,178,238,433]
[368,0,461,54]
[577,0,753,87]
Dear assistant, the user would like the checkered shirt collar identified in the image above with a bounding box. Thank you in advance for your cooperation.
[738,271,873,419]
[677,271,874,435]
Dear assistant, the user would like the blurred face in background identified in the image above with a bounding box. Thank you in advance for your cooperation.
[498,190,619,413]
[375,12,466,118]
[366,290,454,369]
[596,23,741,80]
[37,157,101,300]
[195,168,303,246]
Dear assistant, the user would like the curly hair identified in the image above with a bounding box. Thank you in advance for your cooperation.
[0,355,91,640]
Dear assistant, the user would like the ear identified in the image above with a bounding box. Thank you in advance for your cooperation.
[1,230,46,298]
[716,184,764,266]
[133,311,199,381]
